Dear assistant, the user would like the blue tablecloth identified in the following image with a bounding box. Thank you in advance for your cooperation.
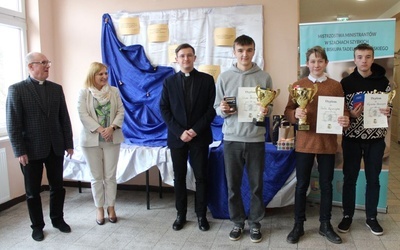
[207,142,296,219]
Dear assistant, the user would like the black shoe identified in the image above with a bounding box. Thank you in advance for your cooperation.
[337,215,352,233]
[319,222,342,244]
[32,228,44,241]
[172,215,186,231]
[229,226,243,241]
[198,217,210,231]
[366,218,383,236]
[286,223,304,244]
[250,228,262,243]
[53,220,71,233]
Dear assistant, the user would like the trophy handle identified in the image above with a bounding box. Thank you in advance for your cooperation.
[288,84,293,94]
[388,90,396,105]
[309,84,318,103]
[275,89,280,98]
[256,85,261,92]
[288,84,296,103]
[255,85,261,101]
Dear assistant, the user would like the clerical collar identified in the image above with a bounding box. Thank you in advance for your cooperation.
[30,76,45,85]
[181,70,194,77]
[308,74,327,83]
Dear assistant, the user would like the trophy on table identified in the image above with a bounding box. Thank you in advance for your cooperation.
[253,85,280,126]
[288,84,318,130]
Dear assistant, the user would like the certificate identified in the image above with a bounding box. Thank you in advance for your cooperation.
[316,96,344,134]
[363,93,388,128]
[237,87,259,122]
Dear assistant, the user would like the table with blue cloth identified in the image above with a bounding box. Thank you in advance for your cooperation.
[207,142,296,219]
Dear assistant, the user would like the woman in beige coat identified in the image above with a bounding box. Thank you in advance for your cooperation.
[78,62,124,225]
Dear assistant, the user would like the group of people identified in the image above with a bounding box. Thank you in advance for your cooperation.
[284,43,392,244]
[6,35,392,245]
[160,37,392,245]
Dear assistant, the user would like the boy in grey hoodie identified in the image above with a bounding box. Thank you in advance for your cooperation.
[214,35,273,243]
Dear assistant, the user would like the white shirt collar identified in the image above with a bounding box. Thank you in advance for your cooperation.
[308,74,327,83]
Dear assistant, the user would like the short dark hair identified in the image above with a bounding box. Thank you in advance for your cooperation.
[306,46,328,62]
[233,35,255,49]
[354,43,374,58]
[175,43,195,55]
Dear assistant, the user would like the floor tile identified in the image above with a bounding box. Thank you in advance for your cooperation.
[1,140,400,249]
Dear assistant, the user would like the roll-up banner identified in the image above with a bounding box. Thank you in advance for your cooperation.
[300,19,395,213]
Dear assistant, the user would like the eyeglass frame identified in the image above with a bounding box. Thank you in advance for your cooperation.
[29,60,52,66]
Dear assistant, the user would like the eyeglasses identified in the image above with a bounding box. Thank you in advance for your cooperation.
[30,60,52,66]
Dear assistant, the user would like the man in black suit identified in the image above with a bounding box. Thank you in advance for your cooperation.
[160,43,216,231]
[6,52,74,241]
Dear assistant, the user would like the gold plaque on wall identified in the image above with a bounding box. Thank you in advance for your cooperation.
[148,24,169,43]
[214,27,236,46]
[198,65,221,83]
[119,17,140,35]
[168,44,178,64]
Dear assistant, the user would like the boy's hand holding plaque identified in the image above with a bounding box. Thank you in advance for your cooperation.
[223,96,237,112]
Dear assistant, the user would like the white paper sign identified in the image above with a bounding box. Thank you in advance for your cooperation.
[363,93,388,128]
[316,96,344,134]
[237,87,259,122]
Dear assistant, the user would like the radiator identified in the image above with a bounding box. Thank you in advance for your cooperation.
[0,148,10,203]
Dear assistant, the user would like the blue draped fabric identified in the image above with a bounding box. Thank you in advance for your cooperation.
[100,13,271,147]
[101,14,175,146]
[211,116,224,141]
[207,143,295,219]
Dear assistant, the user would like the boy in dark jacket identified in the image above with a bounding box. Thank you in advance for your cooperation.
[338,43,393,236]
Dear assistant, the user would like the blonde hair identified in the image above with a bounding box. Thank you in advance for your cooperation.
[84,62,108,88]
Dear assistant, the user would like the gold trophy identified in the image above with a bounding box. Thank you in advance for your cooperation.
[387,90,396,106]
[253,85,280,126]
[288,84,318,130]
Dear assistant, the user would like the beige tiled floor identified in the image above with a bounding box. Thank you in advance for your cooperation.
[1,142,400,249]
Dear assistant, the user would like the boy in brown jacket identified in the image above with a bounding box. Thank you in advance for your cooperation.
[284,46,350,244]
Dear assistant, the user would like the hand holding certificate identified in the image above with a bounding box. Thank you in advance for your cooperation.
[363,93,389,128]
[237,87,259,122]
[316,96,345,134]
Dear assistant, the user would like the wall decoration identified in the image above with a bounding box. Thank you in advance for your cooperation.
[109,5,264,72]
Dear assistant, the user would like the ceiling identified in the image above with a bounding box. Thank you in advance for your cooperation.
[300,0,400,23]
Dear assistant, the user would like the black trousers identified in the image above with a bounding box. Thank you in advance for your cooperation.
[20,148,66,229]
[342,139,385,219]
[294,152,335,223]
[170,143,209,218]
